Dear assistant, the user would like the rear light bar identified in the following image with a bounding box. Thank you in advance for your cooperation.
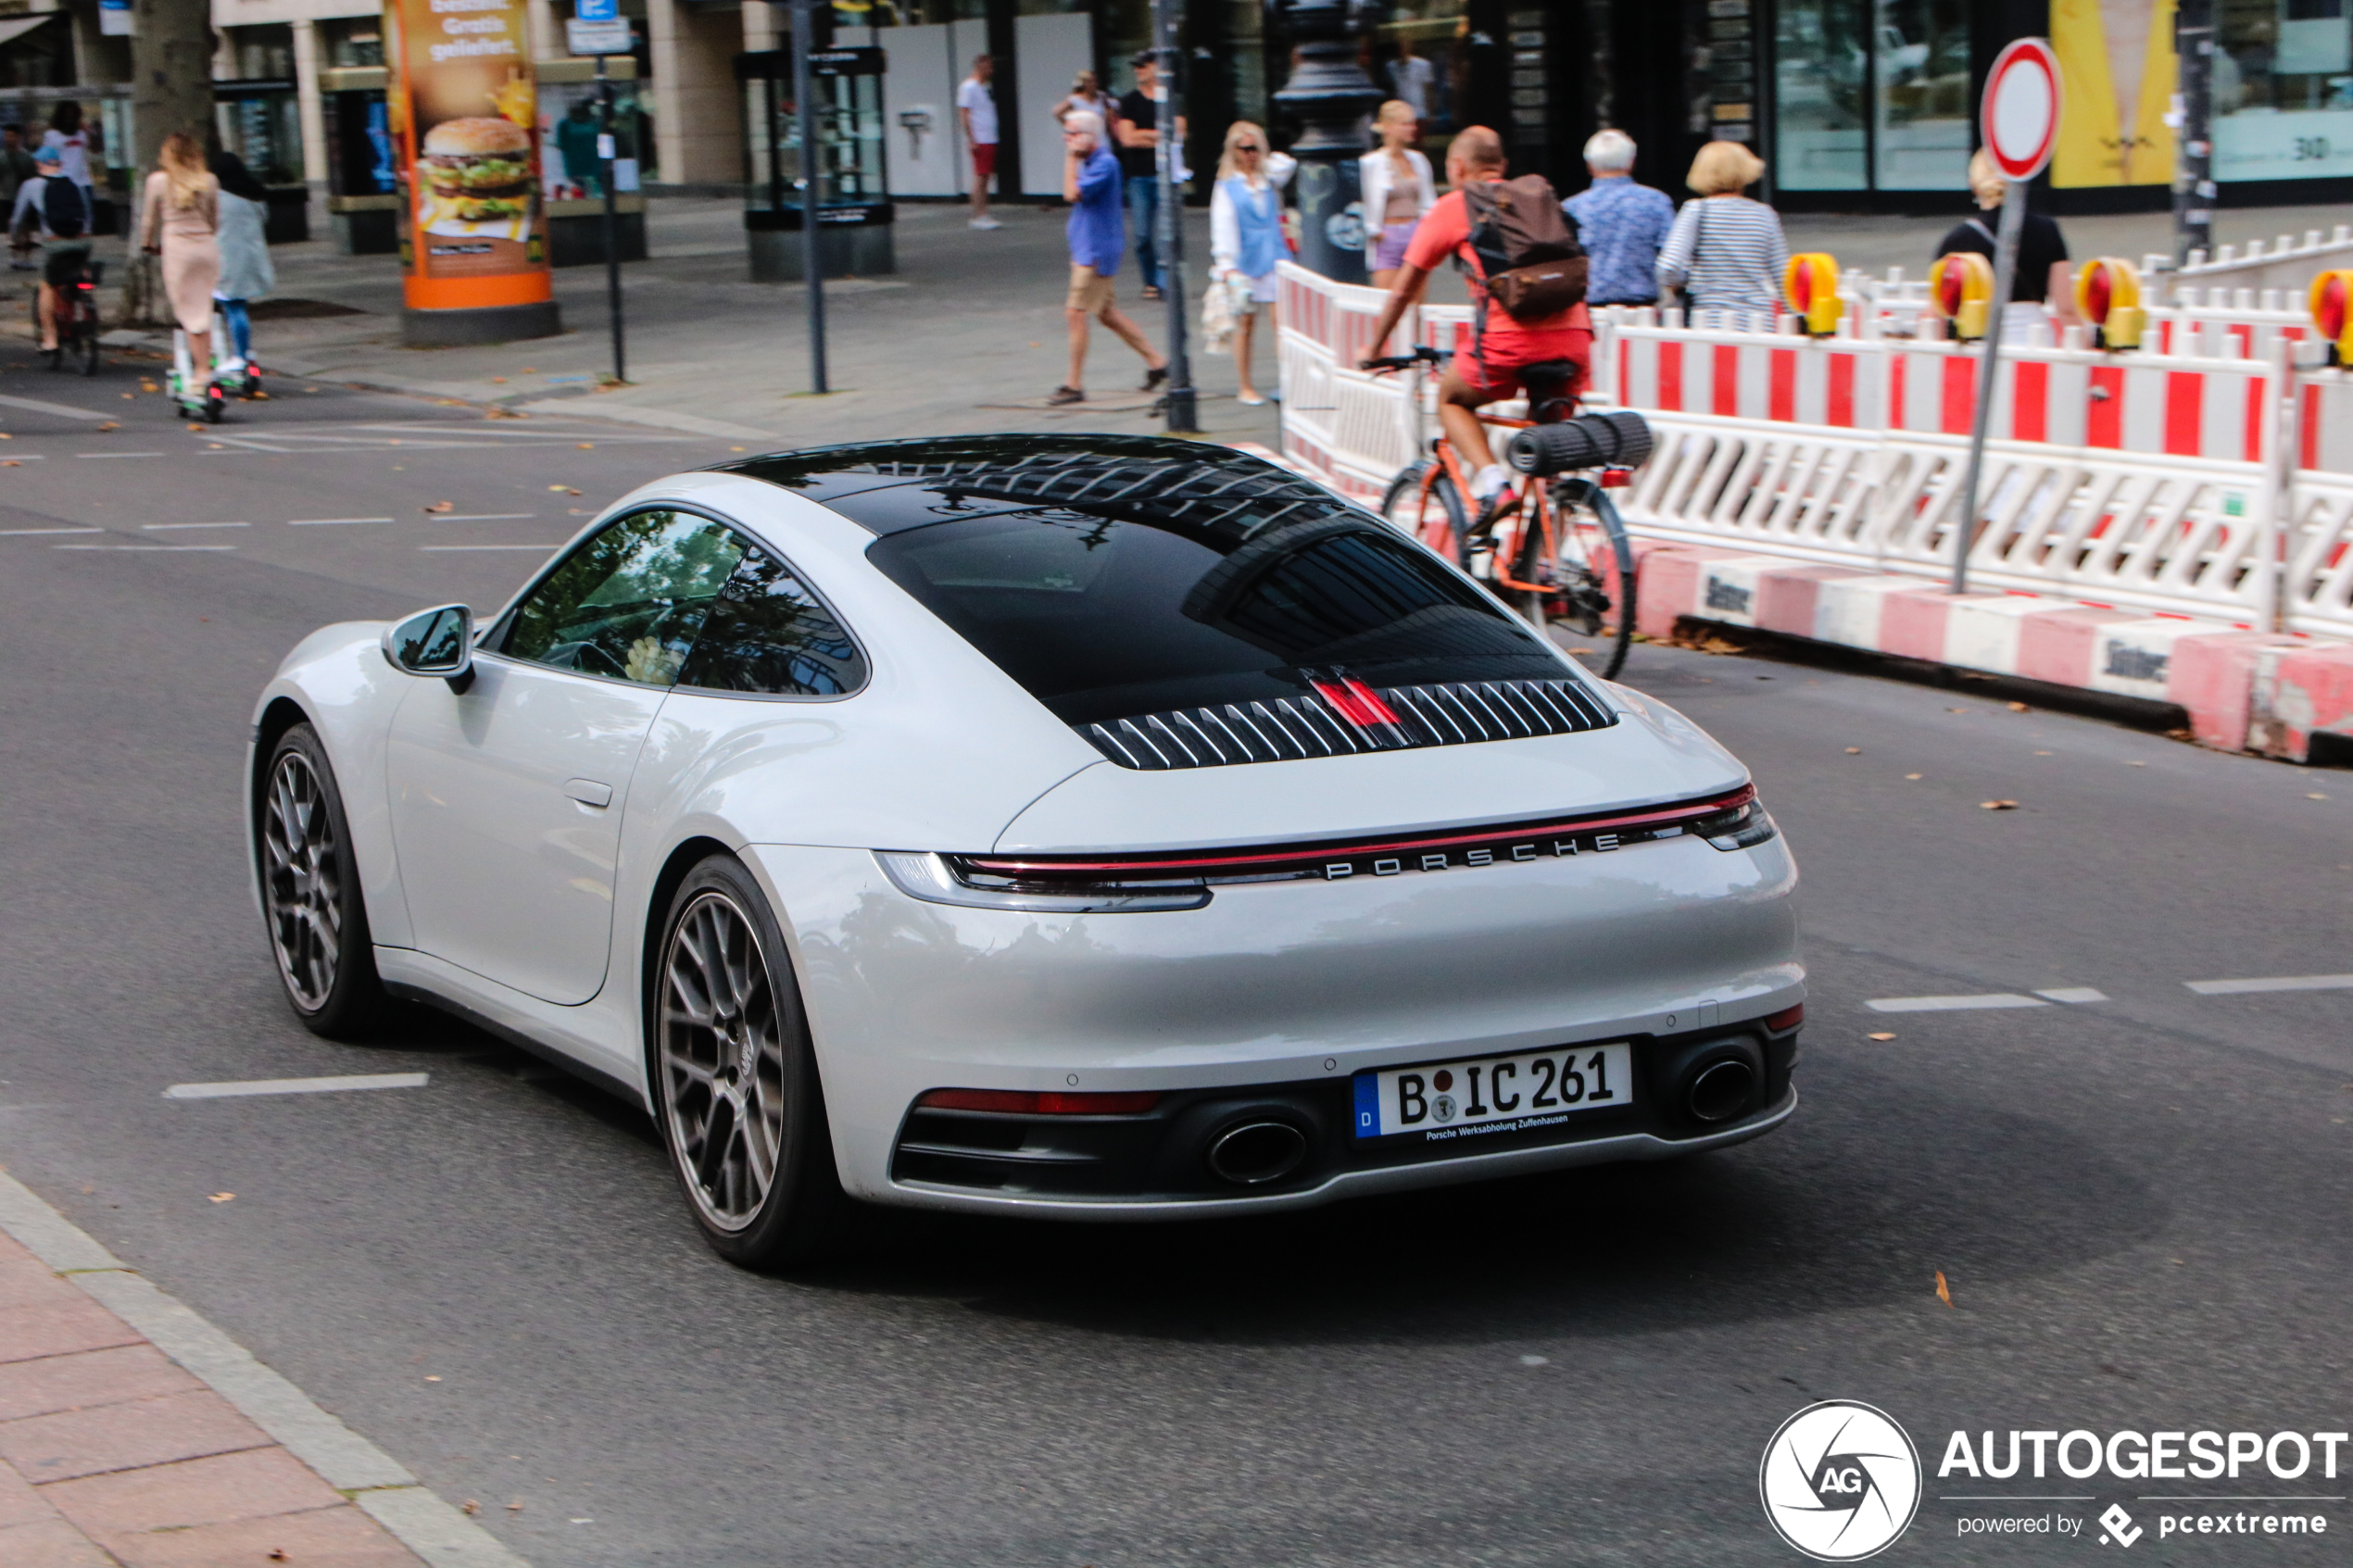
[1764,1004,1803,1032]
[916,1087,1162,1115]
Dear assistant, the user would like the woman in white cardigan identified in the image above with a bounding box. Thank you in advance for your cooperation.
[1359,100,1434,287]
[1209,120,1294,406]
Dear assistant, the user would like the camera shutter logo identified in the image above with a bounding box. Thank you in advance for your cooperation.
[1758,1400,1922,1561]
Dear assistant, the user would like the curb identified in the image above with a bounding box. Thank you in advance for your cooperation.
[1628,542,2353,761]
[0,1168,533,1568]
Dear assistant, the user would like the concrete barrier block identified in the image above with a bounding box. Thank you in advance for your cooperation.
[2171,632,2294,750]
[1633,545,1744,640]
[2015,607,2145,686]
[2088,620,2206,701]
[2264,642,2353,759]
[1943,596,2061,677]
[1754,565,1870,637]
[1811,575,1922,649]
[1877,589,1963,663]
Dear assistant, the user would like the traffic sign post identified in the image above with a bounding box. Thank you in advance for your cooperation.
[1954,38,2060,596]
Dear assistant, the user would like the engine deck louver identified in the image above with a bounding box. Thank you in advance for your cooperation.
[1077,677,1617,771]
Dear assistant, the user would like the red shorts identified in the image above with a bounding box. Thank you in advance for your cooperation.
[971,143,998,181]
[1452,330,1592,406]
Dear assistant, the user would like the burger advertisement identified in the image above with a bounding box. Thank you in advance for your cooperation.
[384,0,551,312]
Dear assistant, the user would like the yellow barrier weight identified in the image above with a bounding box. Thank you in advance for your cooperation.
[2073,257,2144,350]
[2310,270,2353,365]
[1783,253,1843,336]
[1931,251,1994,341]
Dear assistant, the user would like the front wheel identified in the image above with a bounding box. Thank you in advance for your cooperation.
[1380,458,1472,568]
[258,724,393,1037]
[652,855,850,1269]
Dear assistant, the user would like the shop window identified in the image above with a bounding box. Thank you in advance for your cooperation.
[2216,0,2353,181]
[1871,0,1967,189]
[234,26,296,82]
[1378,0,1466,136]
[1775,0,1867,189]
[323,19,384,69]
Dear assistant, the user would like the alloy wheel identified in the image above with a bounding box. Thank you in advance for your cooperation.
[261,750,342,1010]
[660,891,788,1232]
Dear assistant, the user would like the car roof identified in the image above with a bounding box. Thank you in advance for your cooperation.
[707,434,1371,542]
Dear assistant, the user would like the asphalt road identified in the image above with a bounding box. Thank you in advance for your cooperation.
[1,360,2349,1565]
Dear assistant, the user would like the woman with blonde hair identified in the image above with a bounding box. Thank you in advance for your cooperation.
[1933,147,2082,341]
[1208,119,1294,405]
[1052,69,1115,128]
[1358,98,1433,287]
[140,130,222,386]
[1654,139,1788,320]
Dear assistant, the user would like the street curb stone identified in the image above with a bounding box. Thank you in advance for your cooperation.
[0,1170,533,1568]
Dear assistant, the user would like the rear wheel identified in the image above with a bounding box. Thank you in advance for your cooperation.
[76,311,98,376]
[1380,458,1472,567]
[1547,484,1639,679]
[653,855,850,1269]
[258,724,393,1037]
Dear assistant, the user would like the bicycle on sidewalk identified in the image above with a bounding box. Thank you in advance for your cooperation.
[1363,344,1650,678]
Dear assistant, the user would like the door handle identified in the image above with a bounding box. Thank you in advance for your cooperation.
[564,778,614,808]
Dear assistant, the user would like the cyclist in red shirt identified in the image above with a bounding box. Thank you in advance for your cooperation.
[1363,125,1591,513]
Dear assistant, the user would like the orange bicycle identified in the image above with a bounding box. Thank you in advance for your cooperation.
[1365,345,1649,678]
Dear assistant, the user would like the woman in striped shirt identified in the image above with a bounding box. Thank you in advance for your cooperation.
[1655,141,1789,323]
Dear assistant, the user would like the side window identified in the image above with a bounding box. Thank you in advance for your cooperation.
[676,546,868,697]
[501,510,747,686]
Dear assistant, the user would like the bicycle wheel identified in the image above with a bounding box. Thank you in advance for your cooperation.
[1547,484,1638,679]
[1379,459,1471,567]
[77,316,98,376]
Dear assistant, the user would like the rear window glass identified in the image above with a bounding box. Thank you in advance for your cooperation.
[865,509,1565,727]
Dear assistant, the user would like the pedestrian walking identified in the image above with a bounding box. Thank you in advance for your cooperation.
[1208,120,1294,405]
[1655,141,1788,323]
[957,55,1000,231]
[210,145,275,376]
[1360,99,1435,288]
[42,102,95,229]
[1114,51,1187,302]
[1049,109,1166,407]
[2,125,39,270]
[1563,129,1673,308]
[141,131,223,387]
[1935,148,2083,342]
[1052,70,1116,129]
[11,145,89,352]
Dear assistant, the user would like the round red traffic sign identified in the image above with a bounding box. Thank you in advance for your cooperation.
[1981,38,2061,182]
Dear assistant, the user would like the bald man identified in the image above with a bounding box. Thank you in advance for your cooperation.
[1364,125,1591,514]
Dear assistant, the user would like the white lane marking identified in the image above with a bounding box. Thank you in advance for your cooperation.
[1865,994,2052,1012]
[288,516,396,526]
[164,1072,430,1099]
[0,391,109,419]
[0,452,46,459]
[2184,973,2353,996]
[0,1169,534,1568]
[419,543,562,552]
[56,543,236,552]
[439,513,536,521]
[2033,987,2109,1004]
[77,452,167,458]
[0,526,101,535]
[143,521,249,530]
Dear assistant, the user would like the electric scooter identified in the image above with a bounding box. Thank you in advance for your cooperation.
[168,307,263,420]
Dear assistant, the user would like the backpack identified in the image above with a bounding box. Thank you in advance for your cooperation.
[43,176,85,240]
[1456,175,1586,320]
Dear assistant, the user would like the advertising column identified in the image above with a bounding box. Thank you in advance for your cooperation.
[386,0,561,344]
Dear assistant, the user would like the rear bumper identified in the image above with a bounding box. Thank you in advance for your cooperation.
[885,1088,1798,1221]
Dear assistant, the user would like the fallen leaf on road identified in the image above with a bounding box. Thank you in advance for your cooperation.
[185,423,205,433]
[1868,1032,1895,1041]
[96,421,117,432]
[2007,701,2030,712]
[435,398,466,407]
[1946,707,1969,713]
[490,375,507,383]
[139,382,157,392]
[2309,792,2329,800]
[423,501,453,513]
[1935,1270,1954,1308]
[730,445,747,452]
[508,1500,524,1512]
[1980,799,2020,810]
[269,1551,287,1562]
[1,460,19,467]
[1844,746,1861,754]
[576,442,593,449]
[120,392,132,400]
[0,431,12,437]
[521,366,535,372]
[1904,772,1922,780]
[424,1375,441,1383]
[484,408,522,420]
[548,483,570,491]
[208,1192,233,1203]
[251,391,270,400]
[2127,760,2146,767]
[461,1500,481,1515]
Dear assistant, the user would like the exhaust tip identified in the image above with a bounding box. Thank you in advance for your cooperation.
[1206,1120,1309,1185]
[1686,1060,1757,1124]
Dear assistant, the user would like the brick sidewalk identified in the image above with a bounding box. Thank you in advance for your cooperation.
[0,1232,422,1568]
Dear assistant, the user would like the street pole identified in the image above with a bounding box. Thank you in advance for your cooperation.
[2173,0,2215,268]
[791,0,828,394]
[1269,0,1379,283]
[1954,179,2024,596]
[1152,0,1198,433]
[596,53,625,384]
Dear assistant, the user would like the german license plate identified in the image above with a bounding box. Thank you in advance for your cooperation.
[1352,1044,1633,1141]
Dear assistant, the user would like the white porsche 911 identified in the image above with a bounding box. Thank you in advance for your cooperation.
[248,435,1801,1266]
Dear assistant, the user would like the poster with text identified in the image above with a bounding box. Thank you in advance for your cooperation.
[385,0,551,309]
[2051,0,2180,187]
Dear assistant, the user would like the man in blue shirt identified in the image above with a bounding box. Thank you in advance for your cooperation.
[1563,129,1675,307]
[1051,109,1166,407]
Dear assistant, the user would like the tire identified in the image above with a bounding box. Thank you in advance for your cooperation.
[1380,459,1473,568]
[258,724,393,1038]
[651,854,850,1269]
[78,320,98,376]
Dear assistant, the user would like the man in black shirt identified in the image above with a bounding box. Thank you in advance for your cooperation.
[1936,150,2083,339]
[1114,51,1185,302]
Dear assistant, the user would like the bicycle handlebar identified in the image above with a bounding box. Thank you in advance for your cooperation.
[1359,345,1446,373]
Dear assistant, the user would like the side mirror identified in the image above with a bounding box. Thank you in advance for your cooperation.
[381,603,475,692]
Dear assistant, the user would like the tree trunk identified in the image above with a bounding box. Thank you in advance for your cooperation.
[122,0,214,326]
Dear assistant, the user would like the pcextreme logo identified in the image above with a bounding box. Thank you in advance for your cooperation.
[1759,1400,1924,1561]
